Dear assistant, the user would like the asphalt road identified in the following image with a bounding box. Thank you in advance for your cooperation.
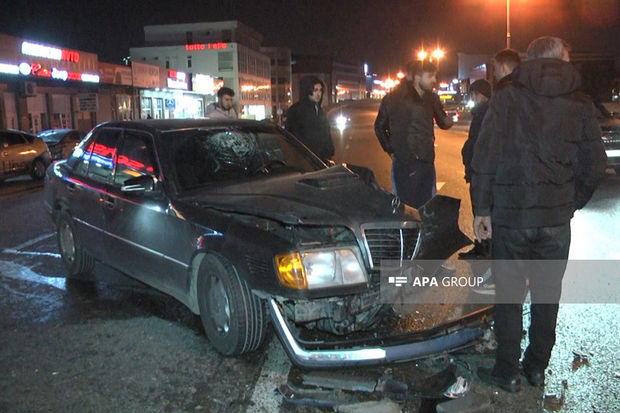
[1,105,619,412]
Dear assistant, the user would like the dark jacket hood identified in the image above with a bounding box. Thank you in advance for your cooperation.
[513,58,581,97]
[299,75,324,105]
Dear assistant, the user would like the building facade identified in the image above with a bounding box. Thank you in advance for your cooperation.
[261,47,292,125]
[130,21,272,120]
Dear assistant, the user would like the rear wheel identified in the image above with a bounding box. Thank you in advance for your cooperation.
[30,158,46,180]
[57,211,94,277]
[198,255,266,355]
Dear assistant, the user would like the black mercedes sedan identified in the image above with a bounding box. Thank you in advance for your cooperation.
[44,118,491,368]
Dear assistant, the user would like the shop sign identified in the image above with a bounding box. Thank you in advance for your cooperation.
[99,62,133,86]
[77,93,98,112]
[167,69,188,90]
[165,99,176,110]
[191,73,216,95]
[132,62,160,88]
[21,40,80,63]
[185,42,227,51]
[14,61,99,83]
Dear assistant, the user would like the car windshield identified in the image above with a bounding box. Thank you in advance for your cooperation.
[162,125,325,191]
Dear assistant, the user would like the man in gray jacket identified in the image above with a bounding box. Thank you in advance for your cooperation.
[472,37,606,392]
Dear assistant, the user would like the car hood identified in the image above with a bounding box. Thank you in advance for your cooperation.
[179,165,418,226]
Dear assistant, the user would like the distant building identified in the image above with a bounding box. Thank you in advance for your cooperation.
[291,55,365,106]
[130,20,272,120]
[260,47,292,125]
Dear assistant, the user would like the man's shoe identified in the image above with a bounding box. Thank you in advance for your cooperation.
[477,367,521,393]
[521,367,545,387]
[471,270,495,295]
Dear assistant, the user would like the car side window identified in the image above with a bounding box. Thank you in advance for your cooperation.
[71,128,121,183]
[3,132,27,147]
[113,131,158,186]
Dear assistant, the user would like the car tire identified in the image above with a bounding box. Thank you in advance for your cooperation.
[57,211,94,277]
[198,255,267,355]
[30,158,47,180]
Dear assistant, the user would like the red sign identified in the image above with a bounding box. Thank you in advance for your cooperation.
[61,49,80,63]
[185,42,228,51]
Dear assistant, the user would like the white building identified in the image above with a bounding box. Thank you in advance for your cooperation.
[130,21,271,120]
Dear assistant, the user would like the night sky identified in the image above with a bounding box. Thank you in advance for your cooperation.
[2,0,619,79]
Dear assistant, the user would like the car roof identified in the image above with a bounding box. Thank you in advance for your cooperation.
[99,118,271,134]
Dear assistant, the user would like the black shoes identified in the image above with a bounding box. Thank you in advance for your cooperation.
[477,366,521,393]
[521,367,545,387]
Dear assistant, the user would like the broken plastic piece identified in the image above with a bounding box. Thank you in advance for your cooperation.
[443,376,469,398]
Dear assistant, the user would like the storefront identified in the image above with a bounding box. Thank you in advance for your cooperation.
[0,34,101,133]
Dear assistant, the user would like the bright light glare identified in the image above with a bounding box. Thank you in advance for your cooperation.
[417,50,428,60]
[336,114,348,131]
[432,49,444,60]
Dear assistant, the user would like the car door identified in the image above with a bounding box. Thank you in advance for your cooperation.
[103,129,179,292]
[62,127,122,262]
[0,131,32,176]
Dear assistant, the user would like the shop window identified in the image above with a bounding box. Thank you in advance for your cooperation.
[187,56,192,68]
[154,98,164,119]
[141,97,153,119]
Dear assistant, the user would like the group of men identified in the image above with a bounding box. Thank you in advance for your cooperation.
[374,36,607,394]
[208,35,607,394]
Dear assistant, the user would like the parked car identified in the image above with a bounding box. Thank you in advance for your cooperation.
[1,129,52,181]
[44,119,491,368]
[594,102,620,174]
[38,128,82,161]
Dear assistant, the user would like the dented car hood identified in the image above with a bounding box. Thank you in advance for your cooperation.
[181,165,419,226]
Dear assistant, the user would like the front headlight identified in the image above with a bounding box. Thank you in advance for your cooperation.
[276,247,367,290]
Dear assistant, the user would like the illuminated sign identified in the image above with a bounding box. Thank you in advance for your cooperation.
[0,62,20,75]
[17,61,99,83]
[185,42,228,51]
[167,69,188,90]
[21,41,80,63]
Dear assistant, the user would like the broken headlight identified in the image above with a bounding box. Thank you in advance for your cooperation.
[276,247,367,290]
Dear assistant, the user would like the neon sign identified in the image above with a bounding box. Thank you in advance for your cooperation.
[185,42,227,51]
[21,41,80,63]
[0,62,19,75]
[18,61,99,83]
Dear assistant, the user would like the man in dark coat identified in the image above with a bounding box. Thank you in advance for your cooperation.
[472,36,607,392]
[374,60,453,208]
[459,78,492,260]
[285,76,334,161]
[492,48,521,90]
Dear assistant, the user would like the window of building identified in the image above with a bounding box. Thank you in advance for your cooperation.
[186,31,193,44]
[218,52,233,71]
[187,56,192,68]
[222,30,232,43]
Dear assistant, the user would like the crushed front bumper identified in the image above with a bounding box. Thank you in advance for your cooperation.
[268,298,489,369]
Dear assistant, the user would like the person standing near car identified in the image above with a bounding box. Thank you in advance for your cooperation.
[285,76,334,161]
[492,48,521,90]
[206,87,238,119]
[459,79,492,261]
[374,60,453,208]
[472,36,606,393]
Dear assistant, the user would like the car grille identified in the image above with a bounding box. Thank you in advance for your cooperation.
[361,224,421,270]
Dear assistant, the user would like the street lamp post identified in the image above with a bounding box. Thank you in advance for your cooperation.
[506,0,511,48]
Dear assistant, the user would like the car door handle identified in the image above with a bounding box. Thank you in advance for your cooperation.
[102,196,115,209]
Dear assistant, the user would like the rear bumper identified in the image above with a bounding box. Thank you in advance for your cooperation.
[268,298,487,369]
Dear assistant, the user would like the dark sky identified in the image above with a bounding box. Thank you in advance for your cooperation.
[2,0,619,78]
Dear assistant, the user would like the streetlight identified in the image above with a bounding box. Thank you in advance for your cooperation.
[417,49,428,61]
[506,0,511,48]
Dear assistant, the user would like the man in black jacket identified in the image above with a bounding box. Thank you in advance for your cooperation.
[472,37,607,392]
[492,48,521,90]
[285,76,334,161]
[374,60,453,208]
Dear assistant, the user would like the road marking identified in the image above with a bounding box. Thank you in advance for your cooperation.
[248,336,290,412]
[0,260,66,290]
[5,233,55,251]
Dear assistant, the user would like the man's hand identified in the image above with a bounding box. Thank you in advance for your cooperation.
[473,216,492,241]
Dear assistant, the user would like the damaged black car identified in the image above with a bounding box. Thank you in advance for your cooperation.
[44,119,492,368]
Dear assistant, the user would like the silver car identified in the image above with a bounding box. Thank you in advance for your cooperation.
[1,129,52,181]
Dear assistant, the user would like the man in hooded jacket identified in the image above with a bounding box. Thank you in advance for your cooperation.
[285,76,334,161]
[472,36,606,392]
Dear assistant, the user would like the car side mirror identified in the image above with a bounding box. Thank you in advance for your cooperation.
[121,175,157,195]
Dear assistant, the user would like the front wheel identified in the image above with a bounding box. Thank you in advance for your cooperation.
[30,158,47,180]
[198,255,267,355]
[57,211,94,277]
